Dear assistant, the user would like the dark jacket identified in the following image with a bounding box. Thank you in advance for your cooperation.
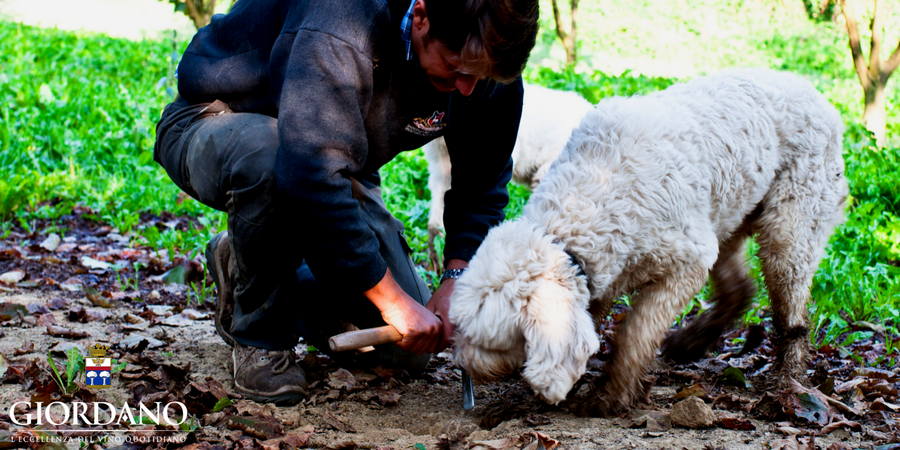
[176,0,523,291]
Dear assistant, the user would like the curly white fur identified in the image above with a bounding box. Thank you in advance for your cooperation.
[424,84,592,269]
[451,69,848,408]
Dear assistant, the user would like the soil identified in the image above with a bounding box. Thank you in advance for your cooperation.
[0,287,885,450]
[0,212,897,449]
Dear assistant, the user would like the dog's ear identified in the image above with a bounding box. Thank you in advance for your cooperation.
[519,272,599,405]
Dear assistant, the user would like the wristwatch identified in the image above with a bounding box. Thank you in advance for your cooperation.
[440,268,467,283]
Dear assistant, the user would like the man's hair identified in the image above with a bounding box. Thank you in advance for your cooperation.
[424,0,540,83]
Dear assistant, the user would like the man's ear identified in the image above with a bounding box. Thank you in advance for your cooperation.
[412,0,429,32]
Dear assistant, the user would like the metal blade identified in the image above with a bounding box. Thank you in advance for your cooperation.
[462,369,475,410]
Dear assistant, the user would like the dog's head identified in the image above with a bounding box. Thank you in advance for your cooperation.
[450,220,600,404]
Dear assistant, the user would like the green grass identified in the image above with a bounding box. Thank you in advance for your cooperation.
[1,9,899,350]
[0,21,222,248]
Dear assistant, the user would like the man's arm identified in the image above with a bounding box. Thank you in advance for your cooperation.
[441,78,524,264]
[425,258,468,348]
[426,78,525,347]
[274,26,443,352]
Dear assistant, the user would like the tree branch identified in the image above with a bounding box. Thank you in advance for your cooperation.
[869,0,883,74]
[571,0,579,40]
[840,0,872,89]
[551,0,568,42]
[183,0,204,29]
[884,38,900,76]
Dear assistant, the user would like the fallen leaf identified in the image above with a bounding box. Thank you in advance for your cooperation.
[81,256,111,271]
[45,298,69,310]
[0,302,29,321]
[183,377,231,414]
[55,243,76,253]
[118,334,166,350]
[45,325,90,339]
[323,441,359,450]
[816,377,836,396]
[84,286,114,308]
[523,413,551,427]
[870,398,900,413]
[160,314,194,327]
[14,342,35,356]
[674,382,709,399]
[771,435,802,450]
[49,342,86,357]
[851,368,899,382]
[124,313,145,324]
[720,417,756,430]
[328,369,357,391]
[826,444,852,450]
[324,410,356,433]
[783,379,832,427]
[468,438,519,450]
[180,308,210,320]
[282,425,314,448]
[66,305,109,323]
[835,377,868,394]
[39,234,61,252]
[821,419,861,434]
[0,271,25,285]
[25,303,50,315]
[717,366,748,388]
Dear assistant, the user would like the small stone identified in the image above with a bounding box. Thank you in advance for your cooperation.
[149,290,161,300]
[670,396,716,429]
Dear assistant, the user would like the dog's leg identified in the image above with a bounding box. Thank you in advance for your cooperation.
[661,233,755,363]
[754,171,846,386]
[588,264,709,414]
[423,138,452,272]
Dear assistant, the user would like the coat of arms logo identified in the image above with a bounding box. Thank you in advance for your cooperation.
[84,343,112,389]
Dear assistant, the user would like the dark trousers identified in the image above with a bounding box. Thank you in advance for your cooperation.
[154,97,431,371]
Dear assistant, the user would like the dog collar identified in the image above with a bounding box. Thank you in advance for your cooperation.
[550,237,587,280]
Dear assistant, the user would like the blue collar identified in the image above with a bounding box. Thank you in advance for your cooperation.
[400,0,416,61]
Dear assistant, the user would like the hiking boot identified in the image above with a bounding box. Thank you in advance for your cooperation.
[232,342,309,404]
[206,231,235,347]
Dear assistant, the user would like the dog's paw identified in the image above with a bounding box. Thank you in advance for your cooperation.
[572,388,630,418]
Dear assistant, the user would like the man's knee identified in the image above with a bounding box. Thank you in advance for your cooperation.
[228,115,280,191]
[185,113,279,207]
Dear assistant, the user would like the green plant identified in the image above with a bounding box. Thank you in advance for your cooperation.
[115,262,143,292]
[189,276,214,306]
[47,348,85,396]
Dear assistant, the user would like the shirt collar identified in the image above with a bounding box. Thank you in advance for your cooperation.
[400,0,416,61]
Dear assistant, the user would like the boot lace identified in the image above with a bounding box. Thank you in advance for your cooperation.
[266,349,294,375]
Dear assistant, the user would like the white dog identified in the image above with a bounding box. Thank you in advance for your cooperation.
[424,84,592,269]
[450,69,848,413]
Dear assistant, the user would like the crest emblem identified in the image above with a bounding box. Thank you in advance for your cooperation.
[406,110,448,137]
[84,344,112,389]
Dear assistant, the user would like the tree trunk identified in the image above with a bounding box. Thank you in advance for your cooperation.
[840,0,900,147]
[863,81,887,145]
[184,0,215,29]
[551,0,578,66]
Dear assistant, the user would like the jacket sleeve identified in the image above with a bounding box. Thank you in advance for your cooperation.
[441,78,524,264]
[273,28,387,292]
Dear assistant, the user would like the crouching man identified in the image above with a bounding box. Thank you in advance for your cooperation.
[153,0,539,403]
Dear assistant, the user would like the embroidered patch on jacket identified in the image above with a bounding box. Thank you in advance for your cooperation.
[405,111,447,137]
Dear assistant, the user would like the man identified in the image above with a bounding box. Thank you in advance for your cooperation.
[154,0,539,404]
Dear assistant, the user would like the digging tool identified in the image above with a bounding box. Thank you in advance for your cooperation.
[328,325,476,409]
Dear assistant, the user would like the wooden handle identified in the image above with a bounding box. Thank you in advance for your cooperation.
[328,325,402,352]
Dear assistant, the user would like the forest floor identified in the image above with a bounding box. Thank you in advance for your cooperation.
[0,211,898,450]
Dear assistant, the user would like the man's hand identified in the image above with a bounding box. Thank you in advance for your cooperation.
[425,259,468,350]
[366,268,442,355]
